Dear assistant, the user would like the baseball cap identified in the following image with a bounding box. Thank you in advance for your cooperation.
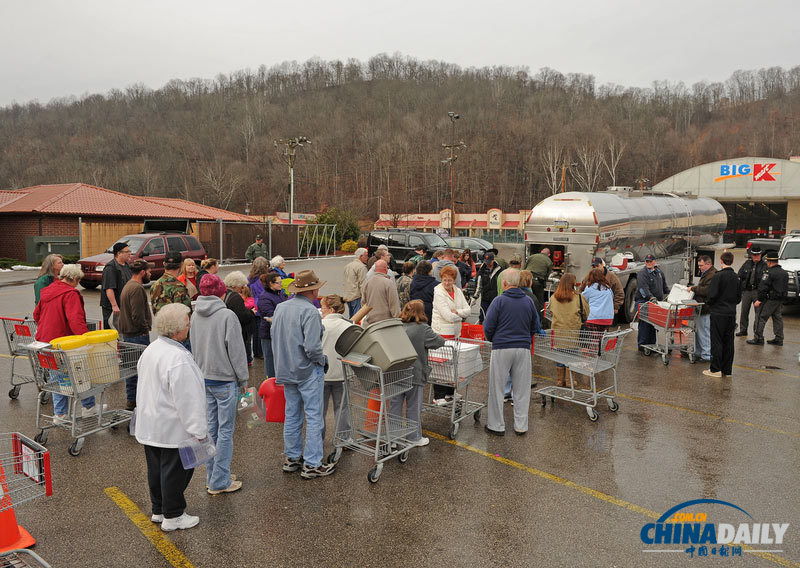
[591,257,604,266]
[164,251,183,268]
[765,250,779,261]
[644,254,656,261]
[256,234,263,240]
[509,254,522,266]
[483,252,495,262]
[131,259,153,272]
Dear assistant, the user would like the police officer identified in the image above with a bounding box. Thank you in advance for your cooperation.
[635,254,669,351]
[747,250,788,346]
[736,247,766,337]
[245,235,268,262]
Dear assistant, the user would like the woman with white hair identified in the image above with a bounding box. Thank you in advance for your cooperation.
[270,255,289,279]
[191,274,248,495]
[135,303,208,531]
[33,264,103,421]
[224,271,257,365]
[34,253,63,305]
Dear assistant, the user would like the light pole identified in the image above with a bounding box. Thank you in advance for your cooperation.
[442,112,466,237]
[560,162,578,193]
[274,136,311,225]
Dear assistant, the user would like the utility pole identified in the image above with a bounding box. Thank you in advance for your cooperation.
[274,136,311,225]
[560,162,578,193]
[442,111,466,237]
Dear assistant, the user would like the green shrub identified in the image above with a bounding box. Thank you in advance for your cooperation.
[340,240,358,253]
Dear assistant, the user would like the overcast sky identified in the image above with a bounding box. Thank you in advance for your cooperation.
[0,0,797,107]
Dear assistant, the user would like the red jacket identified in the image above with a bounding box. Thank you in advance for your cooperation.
[33,280,89,342]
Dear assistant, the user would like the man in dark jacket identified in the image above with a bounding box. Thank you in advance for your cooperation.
[118,259,153,409]
[101,242,132,329]
[635,254,670,350]
[687,255,716,362]
[704,252,741,378]
[483,269,543,436]
[409,260,438,324]
[736,247,766,336]
[475,253,502,323]
[748,250,788,346]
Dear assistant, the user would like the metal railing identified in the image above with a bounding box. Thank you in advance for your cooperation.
[298,224,337,258]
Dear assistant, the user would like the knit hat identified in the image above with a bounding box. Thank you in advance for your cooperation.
[199,274,227,297]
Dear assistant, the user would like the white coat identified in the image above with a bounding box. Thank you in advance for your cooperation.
[431,283,471,337]
[134,336,208,448]
[322,313,352,382]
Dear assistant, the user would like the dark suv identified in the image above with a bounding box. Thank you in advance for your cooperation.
[78,233,206,289]
[367,231,449,271]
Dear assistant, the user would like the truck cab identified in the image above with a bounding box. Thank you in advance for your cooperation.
[777,236,800,300]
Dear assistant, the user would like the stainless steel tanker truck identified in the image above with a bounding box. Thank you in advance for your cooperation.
[524,189,728,321]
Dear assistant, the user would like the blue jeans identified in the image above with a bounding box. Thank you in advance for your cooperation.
[122,334,151,402]
[347,298,361,319]
[261,338,275,378]
[694,313,711,360]
[50,370,95,415]
[205,381,238,491]
[282,366,325,467]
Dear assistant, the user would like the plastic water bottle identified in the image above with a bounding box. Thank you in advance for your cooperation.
[178,437,217,469]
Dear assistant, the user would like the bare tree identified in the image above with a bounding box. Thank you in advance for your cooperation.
[570,145,604,191]
[201,161,244,210]
[601,137,626,186]
[540,142,563,194]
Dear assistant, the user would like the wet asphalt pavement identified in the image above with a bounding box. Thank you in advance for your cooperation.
[0,255,798,567]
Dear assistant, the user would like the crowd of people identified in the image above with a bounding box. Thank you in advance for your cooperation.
[26,237,789,532]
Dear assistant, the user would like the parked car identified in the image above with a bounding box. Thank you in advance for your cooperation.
[445,237,494,261]
[78,233,206,289]
[367,230,449,271]
[745,237,782,254]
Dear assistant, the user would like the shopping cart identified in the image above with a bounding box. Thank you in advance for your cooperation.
[1,318,37,401]
[637,301,700,365]
[424,337,491,438]
[0,550,51,568]
[329,359,417,483]
[2,317,102,402]
[533,328,631,421]
[23,341,145,456]
[0,432,52,561]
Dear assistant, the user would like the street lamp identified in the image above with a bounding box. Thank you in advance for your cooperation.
[442,112,466,237]
[274,136,311,225]
[560,162,578,193]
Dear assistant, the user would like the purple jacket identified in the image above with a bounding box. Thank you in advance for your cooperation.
[248,275,265,314]
[257,287,288,339]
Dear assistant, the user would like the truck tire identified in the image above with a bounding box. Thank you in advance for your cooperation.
[622,277,637,323]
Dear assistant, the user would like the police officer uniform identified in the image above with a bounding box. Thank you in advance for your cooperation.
[736,247,766,336]
[747,250,788,346]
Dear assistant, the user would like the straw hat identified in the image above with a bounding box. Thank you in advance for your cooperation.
[287,270,326,294]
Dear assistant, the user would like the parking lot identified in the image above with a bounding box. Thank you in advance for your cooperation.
[1,255,798,567]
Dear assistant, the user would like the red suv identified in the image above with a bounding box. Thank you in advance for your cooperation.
[78,233,206,289]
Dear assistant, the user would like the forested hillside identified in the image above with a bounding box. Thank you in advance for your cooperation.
[1,54,799,218]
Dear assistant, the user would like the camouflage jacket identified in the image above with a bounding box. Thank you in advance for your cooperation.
[150,273,192,315]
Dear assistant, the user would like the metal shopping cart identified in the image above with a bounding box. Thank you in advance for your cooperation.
[0,432,52,564]
[328,359,417,483]
[1,318,38,401]
[424,337,491,439]
[533,328,631,421]
[637,301,700,365]
[23,340,145,456]
[2,317,102,402]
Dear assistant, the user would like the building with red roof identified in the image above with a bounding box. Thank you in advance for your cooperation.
[0,183,259,261]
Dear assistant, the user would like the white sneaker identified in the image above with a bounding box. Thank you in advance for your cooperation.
[151,514,164,523]
[433,398,448,406]
[52,414,68,425]
[81,404,108,418]
[160,513,199,532]
[415,437,430,447]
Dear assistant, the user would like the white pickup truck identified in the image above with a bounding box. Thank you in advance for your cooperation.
[778,235,800,301]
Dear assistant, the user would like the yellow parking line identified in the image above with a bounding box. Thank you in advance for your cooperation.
[423,431,800,568]
[105,486,194,568]
[0,353,11,359]
[531,373,800,440]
